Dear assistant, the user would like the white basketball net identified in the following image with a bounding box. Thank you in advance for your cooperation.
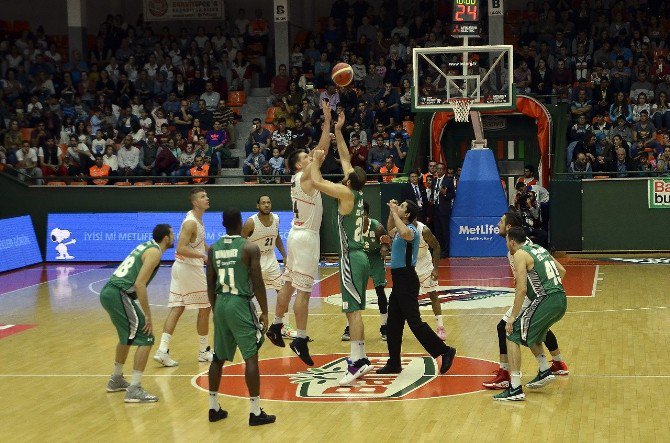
[449,98,473,123]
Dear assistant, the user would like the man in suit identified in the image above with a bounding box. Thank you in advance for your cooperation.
[431,163,455,258]
[401,170,427,222]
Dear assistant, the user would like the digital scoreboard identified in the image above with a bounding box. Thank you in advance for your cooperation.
[451,0,481,37]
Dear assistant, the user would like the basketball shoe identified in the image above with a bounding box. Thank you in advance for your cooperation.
[198,346,214,363]
[379,325,387,341]
[526,368,555,389]
[266,323,285,348]
[281,321,298,339]
[106,375,130,392]
[482,368,511,390]
[341,326,350,341]
[124,385,159,403]
[209,408,228,422]
[289,337,314,366]
[550,360,569,376]
[153,349,178,367]
[493,385,525,401]
[339,358,374,385]
[249,409,276,426]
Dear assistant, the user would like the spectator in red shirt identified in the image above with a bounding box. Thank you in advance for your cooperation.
[269,64,290,105]
[349,134,369,170]
[516,164,539,186]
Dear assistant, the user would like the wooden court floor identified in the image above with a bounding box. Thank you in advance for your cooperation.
[0,257,668,442]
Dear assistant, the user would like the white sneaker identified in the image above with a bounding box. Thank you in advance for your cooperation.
[153,349,179,367]
[124,385,158,403]
[198,346,214,362]
[338,358,373,386]
[281,322,298,339]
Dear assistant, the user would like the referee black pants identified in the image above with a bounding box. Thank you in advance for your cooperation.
[386,267,449,367]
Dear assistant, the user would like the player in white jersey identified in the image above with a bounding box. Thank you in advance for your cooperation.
[154,188,213,367]
[413,220,446,340]
[482,211,569,389]
[241,195,295,338]
[266,99,331,366]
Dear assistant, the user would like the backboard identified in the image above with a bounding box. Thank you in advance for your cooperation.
[412,45,515,113]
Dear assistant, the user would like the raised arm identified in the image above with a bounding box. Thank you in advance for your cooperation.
[311,149,354,202]
[334,111,353,176]
[388,200,414,241]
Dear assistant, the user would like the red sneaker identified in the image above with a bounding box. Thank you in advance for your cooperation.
[550,360,569,376]
[482,368,510,389]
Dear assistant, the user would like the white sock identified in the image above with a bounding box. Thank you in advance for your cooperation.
[552,353,563,362]
[500,362,509,371]
[273,316,283,325]
[380,313,388,326]
[296,329,307,339]
[435,315,443,327]
[159,332,171,352]
[198,335,208,352]
[511,371,522,389]
[209,391,220,410]
[250,396,261,416]
[113,362,123,376]
[350,340,366,362]
[130,370,142,387]
[536,354,550,371]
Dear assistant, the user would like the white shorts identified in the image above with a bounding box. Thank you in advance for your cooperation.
[261,253,283,291]
[418,270,438,295]
[502,297,532,322]
[283,229,320,292]
[168,261,210,309]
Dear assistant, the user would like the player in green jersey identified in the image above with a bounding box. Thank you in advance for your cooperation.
[341,200,391,341]
[206,208,276,426]
[494,226,568,402]
[312,110,372,386]
[100,224,174,403]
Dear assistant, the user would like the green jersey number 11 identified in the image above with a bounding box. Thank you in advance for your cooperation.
[218,268,238,295]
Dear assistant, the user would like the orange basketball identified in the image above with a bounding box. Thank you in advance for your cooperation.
[331,62,354,87]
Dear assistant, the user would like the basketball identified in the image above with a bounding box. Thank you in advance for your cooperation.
[331,63,354,87]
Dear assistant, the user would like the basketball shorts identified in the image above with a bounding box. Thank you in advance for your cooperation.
[367,253,386,288]
[213,294,264,361]
[261,253,283,291]
[283,229,320,292]
[168,261,210,309]
[502,297,532,322]
[416,257,437,295]
[100,283,154,346]
[507,292,567,347]
[340,249,370,313]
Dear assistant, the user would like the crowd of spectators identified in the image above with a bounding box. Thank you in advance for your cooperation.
[0,10,272,184]
[506,0,670,177]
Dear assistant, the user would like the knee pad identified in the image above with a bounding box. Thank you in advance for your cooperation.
[544,329,559,352]
[497,319,507,355]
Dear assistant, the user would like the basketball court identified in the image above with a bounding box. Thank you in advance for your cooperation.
[1,257,668,441]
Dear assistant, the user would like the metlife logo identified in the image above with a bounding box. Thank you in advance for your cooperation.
[458,224,499,235]
[451,217,506,257]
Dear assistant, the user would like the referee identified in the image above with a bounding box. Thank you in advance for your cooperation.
[376,199,457,375]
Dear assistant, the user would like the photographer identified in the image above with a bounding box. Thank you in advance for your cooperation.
[514,182,548,248]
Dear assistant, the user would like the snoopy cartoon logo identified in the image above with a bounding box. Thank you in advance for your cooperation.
[51,228,76,260]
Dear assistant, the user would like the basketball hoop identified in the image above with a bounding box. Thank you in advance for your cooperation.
[448,97,473,122]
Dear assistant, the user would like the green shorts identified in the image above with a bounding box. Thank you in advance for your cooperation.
[213,294,264,362]
[340,249,370,313]
[508,292,567,347]
[367,252,387,288]
[100,283,154,347]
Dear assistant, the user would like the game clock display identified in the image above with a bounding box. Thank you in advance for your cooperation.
[451,0,481,37]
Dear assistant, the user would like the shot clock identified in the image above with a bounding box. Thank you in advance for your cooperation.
[451,0,481,37]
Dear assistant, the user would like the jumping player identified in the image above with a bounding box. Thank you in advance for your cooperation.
[101,224,174,403]
[154,188,213,367]
[494,226,568,401]
[241,195,295,338]
[311,110,372,385]
[206,208,276,425]
[483,212,569,390]
[342,200,390,341]
[266,99,331,365]
[414,219,446,340]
